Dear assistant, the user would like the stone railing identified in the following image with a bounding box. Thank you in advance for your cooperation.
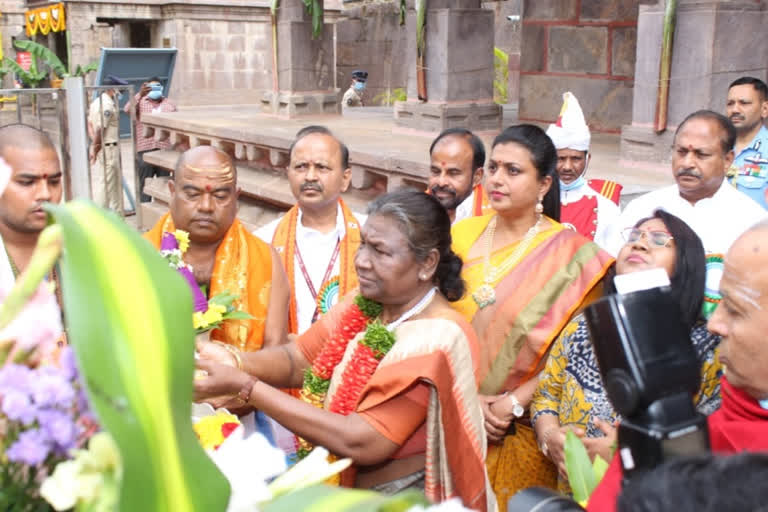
[137,106,433,230]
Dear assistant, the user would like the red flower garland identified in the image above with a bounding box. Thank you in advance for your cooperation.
[297,296,382,458]
[328,322,395,415]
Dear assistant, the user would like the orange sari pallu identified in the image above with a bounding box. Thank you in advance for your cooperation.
[297,302,496,511]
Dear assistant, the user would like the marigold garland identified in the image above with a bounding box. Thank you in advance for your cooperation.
[297,295,382,461]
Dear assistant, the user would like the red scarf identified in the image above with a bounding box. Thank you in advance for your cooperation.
[588,376,768,512]
[708,376,768,452]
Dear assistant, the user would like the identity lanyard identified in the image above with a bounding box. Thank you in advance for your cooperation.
[294,237,341,323]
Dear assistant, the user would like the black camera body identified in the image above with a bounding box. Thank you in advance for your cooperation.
[584,286,709,481]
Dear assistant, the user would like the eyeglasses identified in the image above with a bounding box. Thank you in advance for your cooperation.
[621,228,674,248]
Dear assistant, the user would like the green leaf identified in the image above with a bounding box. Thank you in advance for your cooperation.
[592,454,610,482]
[360,321,395,357]
[564,430,596,504]
[46,201,230,512]
[14,40,67,77]
[223,310,253,320]
[354,295,382,319]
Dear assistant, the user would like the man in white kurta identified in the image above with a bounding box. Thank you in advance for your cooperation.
[546,92,620,250]
[255,126,366,335]
[606,110,767,317]
[255,205,365,334]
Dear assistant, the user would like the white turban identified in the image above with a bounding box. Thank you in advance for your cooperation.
[546,92,591,151]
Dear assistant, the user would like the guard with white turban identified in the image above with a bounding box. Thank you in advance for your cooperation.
[546,92,621,249]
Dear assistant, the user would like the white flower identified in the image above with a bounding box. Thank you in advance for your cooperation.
[267,447,352,499]
[208,426,286,512]
[406,498,474,512]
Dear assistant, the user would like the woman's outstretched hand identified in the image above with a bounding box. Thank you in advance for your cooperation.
[194,358,252,408]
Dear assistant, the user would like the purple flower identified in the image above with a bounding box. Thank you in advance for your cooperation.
[30,370,75,408]
[0,364,33,392]
[7,428,52,465]
[179,267,209,313]
[161,231,179,251]
[37,409,78,451]
[1,389,37,425]
[58,346,78,382]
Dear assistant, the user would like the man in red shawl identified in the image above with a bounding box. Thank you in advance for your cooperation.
[588,219,768,511]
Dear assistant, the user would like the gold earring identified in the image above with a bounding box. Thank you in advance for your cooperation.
[535,198,544,214]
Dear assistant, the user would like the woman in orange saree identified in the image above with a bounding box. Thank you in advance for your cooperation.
[451,125,613,510]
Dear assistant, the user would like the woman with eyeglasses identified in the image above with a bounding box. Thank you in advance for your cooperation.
[530,209,723,494]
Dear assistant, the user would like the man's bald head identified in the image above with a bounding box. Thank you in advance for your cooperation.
[168,145,239,244]
[0,124,57,160]
[174,145,237,184]
[708,221,768,399]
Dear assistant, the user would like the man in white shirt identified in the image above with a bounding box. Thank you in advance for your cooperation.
[607,110,767,316]
[545,92,621,249]
[255,126,366,334]
[428,128,490,224]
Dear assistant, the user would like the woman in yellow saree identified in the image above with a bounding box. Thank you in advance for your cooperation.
[451,125,613,510]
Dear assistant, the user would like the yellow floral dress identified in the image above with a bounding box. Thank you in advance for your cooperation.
[531,313,722,493]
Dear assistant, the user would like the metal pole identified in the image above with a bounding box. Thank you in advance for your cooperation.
[63,77,91,200]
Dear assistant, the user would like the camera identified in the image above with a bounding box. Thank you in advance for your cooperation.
[583,273,709,482]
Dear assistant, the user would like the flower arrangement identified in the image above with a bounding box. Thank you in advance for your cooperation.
[192,404,241,451]
[40,431,121,512]
[160,230,251,333]
[0,348,93,510]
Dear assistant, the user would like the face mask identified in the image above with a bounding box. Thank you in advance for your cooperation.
[761,399,768,410]
[115,90,123,101]
[353,81,366,92]
[148,90,163,100]
[560,174,586,192]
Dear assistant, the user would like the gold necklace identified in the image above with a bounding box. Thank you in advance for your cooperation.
[472,215,542,308]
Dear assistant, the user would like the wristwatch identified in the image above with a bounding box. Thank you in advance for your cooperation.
[506,393,525,418]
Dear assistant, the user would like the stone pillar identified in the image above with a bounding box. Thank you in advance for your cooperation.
[261,0,339,117]
[394,0,502,133]
[620,0,768,164]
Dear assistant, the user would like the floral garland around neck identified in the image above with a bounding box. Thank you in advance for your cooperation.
[298,295,383,460]
[160,230,252,334]
[296,287,438,485]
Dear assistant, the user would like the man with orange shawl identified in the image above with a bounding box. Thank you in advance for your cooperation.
[428,128,493,225]
[146,146,289,352]
[451,125,613,510]
[255,126,365,335]
[587,220,768,512]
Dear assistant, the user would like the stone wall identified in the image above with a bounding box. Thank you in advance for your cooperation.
[335,1,408,106]
[519,0,640,132]
[156,8,272,106]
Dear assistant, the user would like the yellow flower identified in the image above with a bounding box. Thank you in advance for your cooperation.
[193,411,241,451]
[174,230,190,253]
[192,311,206,330]
[202,306,224,327]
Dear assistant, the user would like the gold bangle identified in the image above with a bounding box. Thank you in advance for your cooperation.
[215,341,243,371]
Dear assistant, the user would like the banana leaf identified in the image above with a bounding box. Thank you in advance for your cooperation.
[264,486,429,512]
[564,430,596,504]
[13,40,67,78]
[46,201,230,512]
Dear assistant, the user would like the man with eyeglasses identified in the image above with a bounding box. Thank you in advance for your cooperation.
[607,110,767,316]
[255,126,366,335]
